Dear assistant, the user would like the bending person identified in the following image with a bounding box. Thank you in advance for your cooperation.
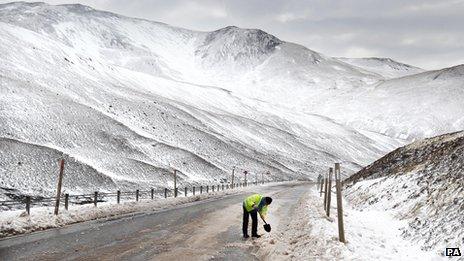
[242,194,272,238]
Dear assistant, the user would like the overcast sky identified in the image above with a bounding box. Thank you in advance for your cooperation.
[2,0,464,69]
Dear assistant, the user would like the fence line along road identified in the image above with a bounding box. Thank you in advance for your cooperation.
[0,160,292,215]
[0,180,281,215]
[0,166,287,215]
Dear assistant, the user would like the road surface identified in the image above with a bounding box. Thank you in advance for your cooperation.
[0,182,312,260]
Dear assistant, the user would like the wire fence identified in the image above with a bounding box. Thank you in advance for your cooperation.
[0,181,270,215]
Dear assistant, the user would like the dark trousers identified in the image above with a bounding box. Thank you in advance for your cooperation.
[242,206,258,236]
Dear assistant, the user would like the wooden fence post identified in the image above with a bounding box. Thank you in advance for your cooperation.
[151,188,154,200]
[54,159,65,215]
[185,187,187,197]
[200,186,203,194]
[323,173,328,211]
[212,185,215,192]
[335,163,345,243]
[117,190,121,204]
[320,175,324,197]
[173,169,178,197]
[206,185,209,193]
[326,168,333,217]
[136,190,139,202]
[231,167,235,189]
[164,188,167,198]
[26,196,31,215]
[64,194,69,210]
[94,191,98,207]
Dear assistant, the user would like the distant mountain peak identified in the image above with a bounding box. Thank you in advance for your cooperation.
[59,3,96,12]
[206,25,282,48]
[337,57,424,79]
[196,26,283,67]
[365,57,420,68]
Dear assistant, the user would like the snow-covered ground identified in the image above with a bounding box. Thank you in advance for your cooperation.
[253,186,447,260]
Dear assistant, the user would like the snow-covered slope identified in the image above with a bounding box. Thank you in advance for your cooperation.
[314,64,464,140]
[345,131,464,254]
[338,57,424,79]
[0,2,462,200]
[0,2,395,199]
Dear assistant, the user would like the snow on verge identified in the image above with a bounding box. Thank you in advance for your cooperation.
[255,186,443,260]
[344,131,464,258]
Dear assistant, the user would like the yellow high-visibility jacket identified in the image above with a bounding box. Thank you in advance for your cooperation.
[243,194,268,217]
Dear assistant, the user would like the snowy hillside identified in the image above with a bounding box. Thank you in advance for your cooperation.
[314,64,464,140]
[0,2,463,200]
[344,131,464,254]
[338,57,424,79]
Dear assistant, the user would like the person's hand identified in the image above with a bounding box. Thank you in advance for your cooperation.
[251,204,259,211]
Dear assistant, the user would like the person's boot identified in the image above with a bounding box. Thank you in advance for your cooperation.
[243,234,250,238]
[252,234,261,238]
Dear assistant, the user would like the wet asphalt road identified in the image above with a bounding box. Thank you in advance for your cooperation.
[0,182,312,260]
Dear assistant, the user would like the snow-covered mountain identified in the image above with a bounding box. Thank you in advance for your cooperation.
[337,57,424,79]
[0,2,462,199]
[314,65,464,140]
[344,131,464,254]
